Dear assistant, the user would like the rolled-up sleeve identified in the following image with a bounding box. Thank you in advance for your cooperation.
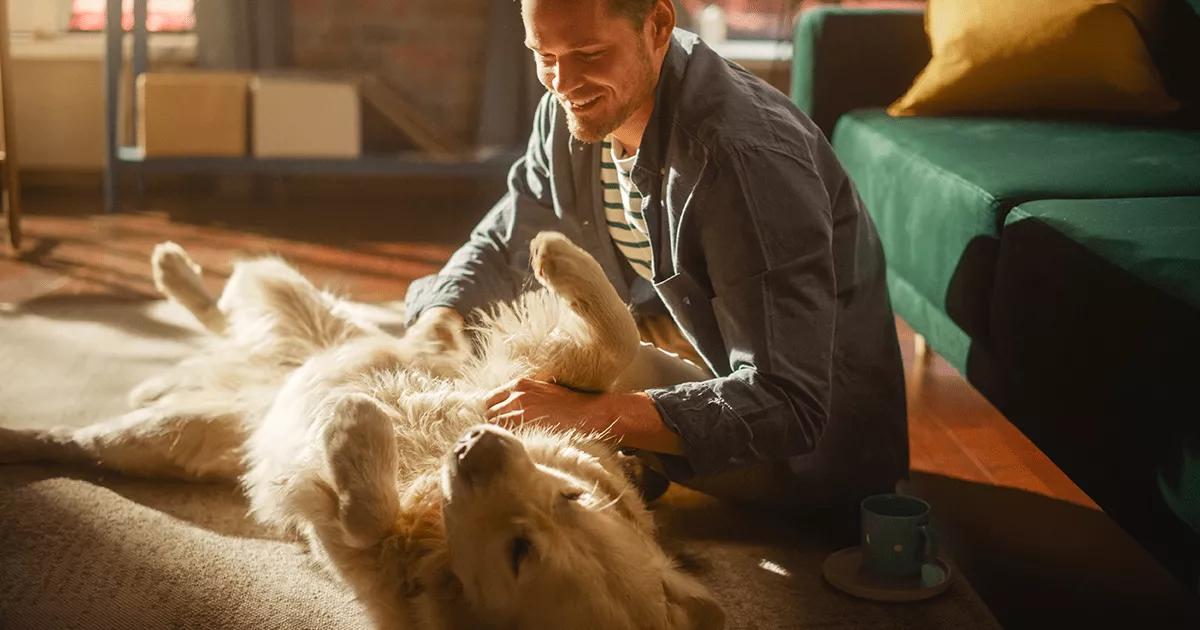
[405,92,566,326]
[648,147,836,477]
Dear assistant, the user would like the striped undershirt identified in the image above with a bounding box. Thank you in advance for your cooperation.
[600,136,654,280]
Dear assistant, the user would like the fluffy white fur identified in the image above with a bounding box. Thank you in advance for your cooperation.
[0,232,721,630]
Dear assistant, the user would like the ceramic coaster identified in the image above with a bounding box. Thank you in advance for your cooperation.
[822,546,952,603]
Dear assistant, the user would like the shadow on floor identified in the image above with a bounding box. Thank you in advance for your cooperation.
[907,471,1200,629]
[0,294,196,339]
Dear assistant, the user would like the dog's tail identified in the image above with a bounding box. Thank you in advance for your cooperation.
[152,241,228,334]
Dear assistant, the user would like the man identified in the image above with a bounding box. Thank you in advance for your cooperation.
[404,0,907,513]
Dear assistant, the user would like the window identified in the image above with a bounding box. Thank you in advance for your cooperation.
[70,0,196,33]
[675,0,799,41]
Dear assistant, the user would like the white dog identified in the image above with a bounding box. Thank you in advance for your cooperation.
[0,232,723,630]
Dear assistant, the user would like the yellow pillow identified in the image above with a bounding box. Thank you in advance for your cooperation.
[888,0,1179,117]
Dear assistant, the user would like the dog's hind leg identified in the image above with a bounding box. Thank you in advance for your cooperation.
[0,405,247,481]
[152,241,228,334]
[527,231,642,391]
[218,258,373,358]
[154,241,373,355]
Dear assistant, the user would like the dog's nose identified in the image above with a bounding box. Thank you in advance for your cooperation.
[452,425,519,481]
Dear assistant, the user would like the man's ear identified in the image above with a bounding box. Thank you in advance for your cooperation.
[649,0,676,49]
[663,567,725,630]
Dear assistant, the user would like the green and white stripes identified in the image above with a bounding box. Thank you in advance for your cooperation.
[601,137,653,280]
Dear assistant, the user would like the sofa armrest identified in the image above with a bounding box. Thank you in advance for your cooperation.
[791,4,930,138]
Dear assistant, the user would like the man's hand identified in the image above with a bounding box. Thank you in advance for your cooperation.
[406,306,467,354]
[483,378,684,455]
[484,378,602,429]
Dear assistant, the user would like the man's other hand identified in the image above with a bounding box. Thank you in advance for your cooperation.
[403,306,470,377]
[406,306,468,355]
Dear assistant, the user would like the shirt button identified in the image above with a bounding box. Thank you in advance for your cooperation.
[582,219,591,226]
[683,297,691,306]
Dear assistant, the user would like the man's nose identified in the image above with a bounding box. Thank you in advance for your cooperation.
[552,58,584,96]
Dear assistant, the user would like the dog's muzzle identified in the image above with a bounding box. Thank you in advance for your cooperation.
[449,424,521,483]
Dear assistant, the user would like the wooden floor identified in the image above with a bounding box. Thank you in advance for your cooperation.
[4,186,1199,628]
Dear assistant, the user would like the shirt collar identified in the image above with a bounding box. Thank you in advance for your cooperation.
[631,30,693,193]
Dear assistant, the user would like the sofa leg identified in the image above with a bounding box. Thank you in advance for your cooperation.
[914,334,933,363]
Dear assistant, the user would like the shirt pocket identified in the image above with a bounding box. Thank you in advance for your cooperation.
[652,270,728,375]
[710,271,770,374]
[711,255,836,381]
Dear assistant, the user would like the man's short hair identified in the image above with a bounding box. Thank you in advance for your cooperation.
[516,0,655,28]
[607,0,656,26]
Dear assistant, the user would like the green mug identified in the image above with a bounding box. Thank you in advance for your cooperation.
[860,493,938,578]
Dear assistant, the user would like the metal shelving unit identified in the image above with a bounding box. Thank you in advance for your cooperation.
[103,0,535,213]
[0,0,20,250]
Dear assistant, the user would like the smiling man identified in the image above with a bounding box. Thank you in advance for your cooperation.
[404,0,908,515]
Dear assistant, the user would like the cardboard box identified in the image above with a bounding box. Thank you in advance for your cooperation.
[137,72,250,157]
[251,77,361,159]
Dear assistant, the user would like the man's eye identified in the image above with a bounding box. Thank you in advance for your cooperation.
[510,536,533,575]
[581,52,603,62]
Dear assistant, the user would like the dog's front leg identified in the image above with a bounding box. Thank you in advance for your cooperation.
[529,231,643,390]
[303,394,421,630]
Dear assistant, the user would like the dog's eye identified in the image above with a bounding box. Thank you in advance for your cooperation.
[561,490,583,502]
[509,536,532,575]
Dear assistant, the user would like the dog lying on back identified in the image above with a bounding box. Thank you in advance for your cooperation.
[0,232,723,630]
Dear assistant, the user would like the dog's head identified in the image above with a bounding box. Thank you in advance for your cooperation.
[439,424,724,630]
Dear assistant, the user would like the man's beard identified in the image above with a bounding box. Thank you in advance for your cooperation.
[564,48,655,144]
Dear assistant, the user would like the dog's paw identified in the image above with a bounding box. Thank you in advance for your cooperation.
[152,241,204,295]
[530,231,607,301]
[152,241,228,334]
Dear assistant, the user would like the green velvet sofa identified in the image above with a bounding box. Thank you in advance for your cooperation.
[791,2,1200,588]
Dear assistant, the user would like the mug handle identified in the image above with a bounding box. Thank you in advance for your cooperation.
[918,525,938,563]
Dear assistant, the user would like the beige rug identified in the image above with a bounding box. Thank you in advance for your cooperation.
[0,297,1002,629]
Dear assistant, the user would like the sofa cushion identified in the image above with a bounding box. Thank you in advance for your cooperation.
[888,0,1178,118]
[833,109,1200,356]
[1004,197,1200,309]
[991,197,1200,558]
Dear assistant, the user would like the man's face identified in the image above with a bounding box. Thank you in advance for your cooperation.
[522,0,658,144]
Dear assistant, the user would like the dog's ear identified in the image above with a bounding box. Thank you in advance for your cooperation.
[663,567,725,630]
[323,394,402,548]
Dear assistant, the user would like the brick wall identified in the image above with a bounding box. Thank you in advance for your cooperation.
[290,0,492,148]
